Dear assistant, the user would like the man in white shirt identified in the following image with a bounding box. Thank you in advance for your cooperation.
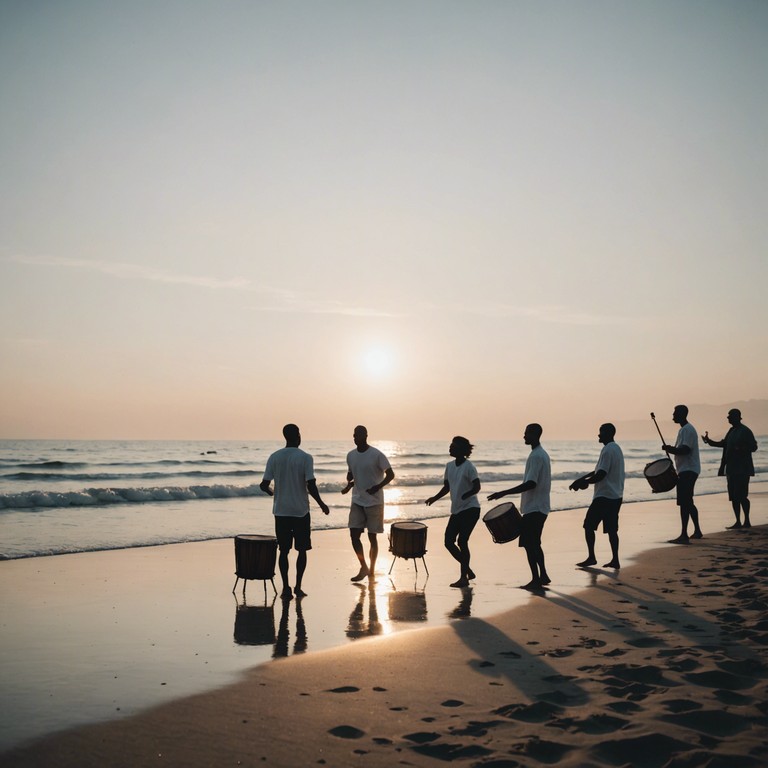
[488,423,551,590]
[570,423,625,569]
[662,404,702,543]
[260,424,329,600]
[342,425,395,582]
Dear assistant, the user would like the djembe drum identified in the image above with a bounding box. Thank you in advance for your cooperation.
[483,502,522,543]
[232,534,278,596]
[388,521,429,575]
[644,458,678,493]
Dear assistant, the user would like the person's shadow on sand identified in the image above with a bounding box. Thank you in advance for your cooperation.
[451,615,590,706]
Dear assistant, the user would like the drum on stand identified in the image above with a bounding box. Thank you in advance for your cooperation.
[388,522,429,575]
[483,502,522,543]
[233,534,278,596]
[644,458,678,493]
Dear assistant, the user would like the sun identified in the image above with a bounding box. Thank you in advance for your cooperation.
[362,347,395,378]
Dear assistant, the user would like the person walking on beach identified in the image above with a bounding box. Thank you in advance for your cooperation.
[260,424,329,600]
[662,404,703,544]
[569,423,624,569]
[425,436,481,588]
[487,423,551,590]
[702,408,758,529]
[342,425,395,582]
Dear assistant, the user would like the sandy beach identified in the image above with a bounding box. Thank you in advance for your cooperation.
[2,491,767,767]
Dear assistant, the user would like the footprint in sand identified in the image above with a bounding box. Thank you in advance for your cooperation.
[683,669,756,690]
[403,731,440,744]
[659,709,751,737]
[326,686,360,693]
[493,701,563,722]
[328,725,365,739]
[410,743,494,760]
[441,699,464,707]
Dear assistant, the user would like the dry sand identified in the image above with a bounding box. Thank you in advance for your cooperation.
[2,493,767,767]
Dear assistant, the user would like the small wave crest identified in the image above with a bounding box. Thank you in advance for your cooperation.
[0,483,267,510]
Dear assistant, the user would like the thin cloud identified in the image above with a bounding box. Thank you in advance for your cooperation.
[464,302,632,326]
[6,253,400,318]
[6,254,250,290]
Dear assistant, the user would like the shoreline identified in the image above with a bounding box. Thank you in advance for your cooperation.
[2,492,767,765]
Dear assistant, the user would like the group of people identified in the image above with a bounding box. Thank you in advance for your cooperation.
[259,409,758,599]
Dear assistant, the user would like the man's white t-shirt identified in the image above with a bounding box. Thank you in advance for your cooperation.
[347,446,392,507]
[263,446,314,517]
[444,459,480,514]
[520,445,551,515]
[594,441,624,500]
[674,422,701,475]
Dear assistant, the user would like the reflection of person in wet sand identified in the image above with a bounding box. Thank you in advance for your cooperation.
[260,424,329,600]
[570,423,624,569]
[342,425,395,582]
[662,404,703,543]
[346,583,382,639]
[425,436,481,588]
[487,423,551,590]
[702,408,758,529]
[273,598,307,658]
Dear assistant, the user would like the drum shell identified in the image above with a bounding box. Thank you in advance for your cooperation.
[643,458,678,493]
[234,534,278,580]
[389,522,428,558]
[483,502,522,543]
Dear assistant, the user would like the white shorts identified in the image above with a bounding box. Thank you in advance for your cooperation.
[348,503,384,533]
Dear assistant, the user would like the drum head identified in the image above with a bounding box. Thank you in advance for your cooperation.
[391,521,426,531]
[483,502,517,521]
[645,459,673,477]
[236,534,276,543]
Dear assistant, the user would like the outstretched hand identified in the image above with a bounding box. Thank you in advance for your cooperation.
[487,491,505,502]
[569,478,588,492]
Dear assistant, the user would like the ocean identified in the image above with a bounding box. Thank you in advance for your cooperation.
[1,437,765,560]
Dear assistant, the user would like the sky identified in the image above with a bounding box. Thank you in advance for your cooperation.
[1,1,766,441]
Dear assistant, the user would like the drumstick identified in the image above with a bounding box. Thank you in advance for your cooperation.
[650,412,672,459]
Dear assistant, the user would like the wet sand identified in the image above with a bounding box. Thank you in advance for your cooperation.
[1,492,767,766]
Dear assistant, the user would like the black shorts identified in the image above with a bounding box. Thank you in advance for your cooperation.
[727,474,750,503]
[518,511,547,549]
[444,507,480,545]
[676,471,698,507]
[584,497,622,534]
[275,513,312,552]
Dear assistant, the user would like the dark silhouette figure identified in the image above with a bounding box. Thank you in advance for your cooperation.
[702,408,758,528]
[425,436,481,588]
[487,423,551,590]
[662,404,703,543]
[342,425,395,582]
[260,424,329,600]
[569,423,625,569]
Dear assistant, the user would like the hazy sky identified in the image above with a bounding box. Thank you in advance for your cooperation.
[1,1,766,440]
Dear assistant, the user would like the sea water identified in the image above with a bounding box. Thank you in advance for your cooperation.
[1,438,765,560]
